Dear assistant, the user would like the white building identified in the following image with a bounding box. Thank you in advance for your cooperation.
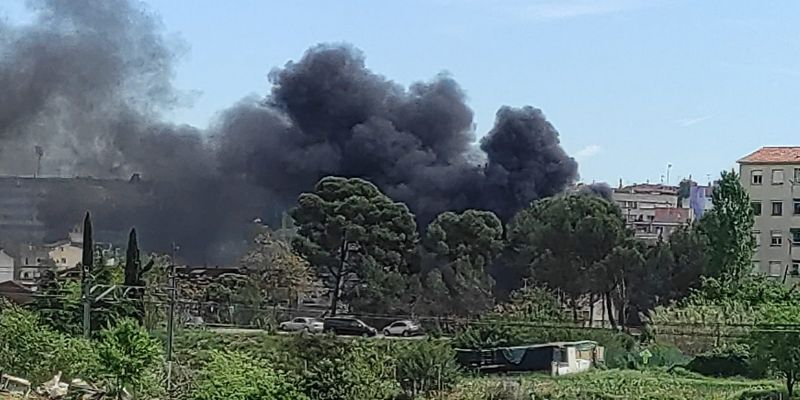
[612,184,693,241]
[0,249,14,283]
[738,146,800,281]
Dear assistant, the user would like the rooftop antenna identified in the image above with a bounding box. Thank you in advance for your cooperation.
[666,163,673,185]
[34,146,44,178]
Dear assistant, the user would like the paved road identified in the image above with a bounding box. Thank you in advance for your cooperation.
[208,326,433,340]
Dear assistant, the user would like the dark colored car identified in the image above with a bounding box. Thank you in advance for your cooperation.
[323,317,378,337]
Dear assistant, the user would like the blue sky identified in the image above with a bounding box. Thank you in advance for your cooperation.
[5,0,800,186]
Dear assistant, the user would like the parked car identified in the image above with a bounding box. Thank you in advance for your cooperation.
[383,320,422,337]
[279,317,324,333]
[323,317,378,337]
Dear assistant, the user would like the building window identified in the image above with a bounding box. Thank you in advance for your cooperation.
[792,229,800,246]
[769,261,783,277]
[752,170,763,185]
[772,169,785,185]
[793,261,800,276]
[771,231,783,247]
[752,201,762,216]
[795,168,800,183]
[754,230,761,246]
[773,201,783,216]
[22,272,30,279]
[61,258,66,264]
[794,200,800,215]
[752,260,760,272]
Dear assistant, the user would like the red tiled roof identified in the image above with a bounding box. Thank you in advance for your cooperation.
[654,208,691,223]
[738,147,800,164]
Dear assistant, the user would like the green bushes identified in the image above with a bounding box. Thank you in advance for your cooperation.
[95,319,163,398]
[0,306,165,399]
[0,305,98,384]
[192,350,307,400]
[395,339,459,396]
[686,344,760,378]
[295,337,397,400]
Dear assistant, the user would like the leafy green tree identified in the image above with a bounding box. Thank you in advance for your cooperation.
[291,177,418,315]
[240,229,313,306]
[192,350,307,400]
[748,304,800,397]
[596,242,646,329]
[507,194,627,321]
[95,319,162,399]
[493,286,564,322]
[699,170,756,281]
[419,210,504,316]
[665,225,711,301]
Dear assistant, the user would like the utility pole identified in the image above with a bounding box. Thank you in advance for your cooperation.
[666,163,672,185]
[165,243,178,393]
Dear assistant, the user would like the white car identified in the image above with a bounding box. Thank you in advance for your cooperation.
[382,320,422,337]
[279,317,323,333]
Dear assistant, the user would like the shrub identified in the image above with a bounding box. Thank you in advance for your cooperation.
[686,344,760,378]
[737,389,787,400]
[395,340,459,396]
[95,319,163,398]
[644,344,690,368]
[294,337,397,400]
[192,350,307,400]
[481,381,531,400]
[0,305,98,384]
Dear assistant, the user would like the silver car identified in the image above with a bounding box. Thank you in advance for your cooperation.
[279,317,323,333]
[383,320,422,337]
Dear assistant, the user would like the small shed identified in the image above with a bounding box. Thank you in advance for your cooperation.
[0,280,34,305]
[455,340,603,375]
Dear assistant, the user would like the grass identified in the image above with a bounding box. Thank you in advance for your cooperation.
[445,369,781,400]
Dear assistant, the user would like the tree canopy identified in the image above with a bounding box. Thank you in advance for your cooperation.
[291,176,418,315]
[699,170,755,281]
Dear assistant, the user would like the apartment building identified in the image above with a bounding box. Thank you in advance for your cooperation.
[738,146,800,280]
[612,184,692,241]
[0,175,137,248]
[0,249,14,283]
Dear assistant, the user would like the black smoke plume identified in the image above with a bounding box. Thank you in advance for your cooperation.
[219,44,578,222]
[578,182,613,200]
[1,1,579,264]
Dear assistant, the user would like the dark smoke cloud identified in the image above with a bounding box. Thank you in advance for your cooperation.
[1,2,579,264]
[220,44,578,223]
[578,182,613,200]
[0,0,263,263]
